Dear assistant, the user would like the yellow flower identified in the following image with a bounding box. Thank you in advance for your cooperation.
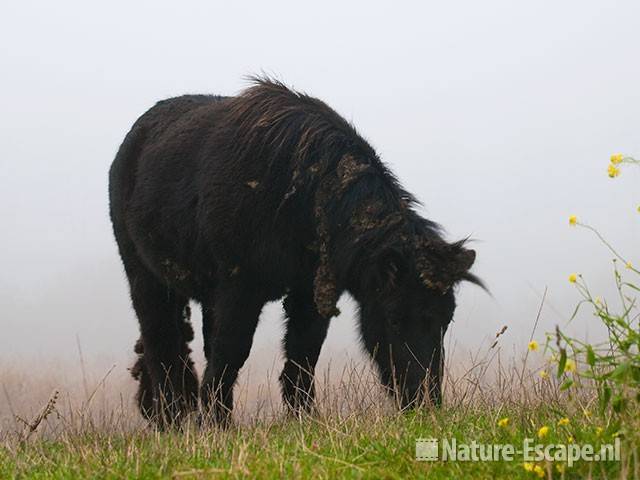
[569,214,577,226]
[557,417,570,426]
[568,273,578,283]
[610,153,624,164]
[523,462,535,472]
[498,417,509,427]
[539,370,549,379]
[538,425,550,439]
[596,427,604,437]
[567,435,574,443]
[608,164,620,178]
[555,463,566,473]
[625,261,633,270]
[565,359,576,373]
[528,340,539,352]
[533,465,545,478]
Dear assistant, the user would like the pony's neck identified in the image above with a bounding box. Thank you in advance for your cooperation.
[320,162,417,287]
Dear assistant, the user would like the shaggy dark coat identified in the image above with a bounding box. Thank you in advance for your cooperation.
[109,78,479,426]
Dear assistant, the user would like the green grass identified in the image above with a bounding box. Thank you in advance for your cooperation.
[1,398,637,479]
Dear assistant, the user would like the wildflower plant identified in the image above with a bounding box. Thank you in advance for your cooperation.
[547,155,639,420]
[606,153,638,177]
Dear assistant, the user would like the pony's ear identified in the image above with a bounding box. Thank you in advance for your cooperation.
[455,246,487,291]
[417,241,477,293]
[456,248,476,273]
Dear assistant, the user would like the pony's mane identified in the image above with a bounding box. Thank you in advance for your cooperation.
[224,76,439,230]
[221,77,483,312]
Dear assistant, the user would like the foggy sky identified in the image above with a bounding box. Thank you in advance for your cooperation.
[1,0,638,369]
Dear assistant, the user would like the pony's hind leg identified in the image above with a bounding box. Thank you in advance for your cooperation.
[125,261,199,427]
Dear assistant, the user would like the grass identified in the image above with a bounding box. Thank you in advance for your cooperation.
[1,344,638,479]
[1,398,637,478]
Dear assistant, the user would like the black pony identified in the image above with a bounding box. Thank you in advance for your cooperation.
[109,78,480,426]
